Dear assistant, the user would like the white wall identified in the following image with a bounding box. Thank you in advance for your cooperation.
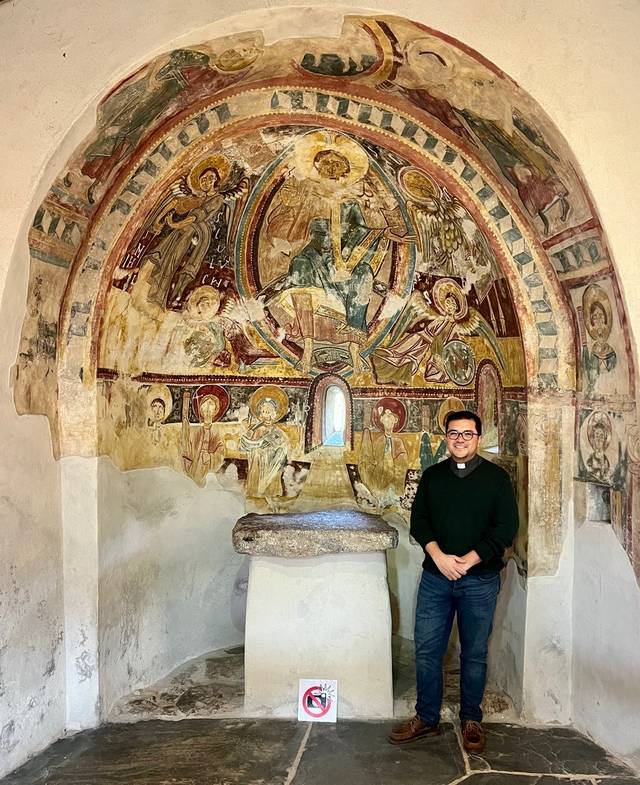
[573,520,640,772]
[2,0,640,775]
[97,460,247,716]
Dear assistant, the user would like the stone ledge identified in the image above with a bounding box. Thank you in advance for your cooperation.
[232,510,398,557]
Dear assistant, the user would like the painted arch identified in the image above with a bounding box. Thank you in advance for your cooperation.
[14,13,639,578]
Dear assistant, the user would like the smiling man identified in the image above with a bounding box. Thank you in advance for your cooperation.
[389,410,518,752]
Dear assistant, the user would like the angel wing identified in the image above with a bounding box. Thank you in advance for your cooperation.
[387,290,440,344]
[218,162,250,200]
[455,307,506,370]
[149,175,201,232]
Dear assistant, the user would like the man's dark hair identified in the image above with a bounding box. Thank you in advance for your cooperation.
[444,409,482,436]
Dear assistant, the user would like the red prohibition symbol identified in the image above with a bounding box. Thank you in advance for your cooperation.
[302,685,331,718]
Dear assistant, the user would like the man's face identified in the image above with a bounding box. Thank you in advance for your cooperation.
[314,151,350,181]
[445,417,481,462]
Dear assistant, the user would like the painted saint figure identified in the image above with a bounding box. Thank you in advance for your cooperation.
[581,284,617,395]
[146,384,173,445]
[181,385,229,486]
[359,397,409,503]
[240,386,289,499]
[182,286,230,368]
[585,411,612,484]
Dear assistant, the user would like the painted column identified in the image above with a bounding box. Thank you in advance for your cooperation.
[521,394,575,723]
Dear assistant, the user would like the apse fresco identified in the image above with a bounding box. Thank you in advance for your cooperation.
[13,14,638,576]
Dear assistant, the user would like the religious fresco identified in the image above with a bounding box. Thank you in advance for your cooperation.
[577,408,627,491]
[568,279,629,399]
[12,13,639,576]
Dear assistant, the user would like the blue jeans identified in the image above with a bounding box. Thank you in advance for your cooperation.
[414,569,500,724]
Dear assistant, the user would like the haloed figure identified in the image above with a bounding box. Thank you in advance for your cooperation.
[390,410,518,754]
[148,397,166,444]
[240,387,289,499]
[181,386,227,486]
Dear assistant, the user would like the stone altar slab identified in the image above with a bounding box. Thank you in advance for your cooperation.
[232,510,398,557]
[233,510,398,719]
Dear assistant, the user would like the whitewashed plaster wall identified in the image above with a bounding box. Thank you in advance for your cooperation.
[97,460,247,717]
[0,221,65,776]
[1,0,640,776]
[573,520,640,772]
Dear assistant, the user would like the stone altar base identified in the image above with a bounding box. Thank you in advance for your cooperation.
[244,551,393,719]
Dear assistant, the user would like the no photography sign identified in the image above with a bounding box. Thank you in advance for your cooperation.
[298,679,338,723]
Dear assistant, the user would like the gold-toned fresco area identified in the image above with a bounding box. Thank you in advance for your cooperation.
[98,374,528,562]
[98,130,522,387]
[13,12,639,575]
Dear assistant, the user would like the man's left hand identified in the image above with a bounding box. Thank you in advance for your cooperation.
[456,550,482,569]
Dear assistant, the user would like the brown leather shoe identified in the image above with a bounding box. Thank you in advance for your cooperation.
[461,720,485,753]
[389,715,440,744]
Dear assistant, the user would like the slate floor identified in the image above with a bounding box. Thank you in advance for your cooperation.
[2,719,639,785]
[5,642,637,783]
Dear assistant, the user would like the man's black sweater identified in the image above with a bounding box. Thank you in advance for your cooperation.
[410,457,519,575]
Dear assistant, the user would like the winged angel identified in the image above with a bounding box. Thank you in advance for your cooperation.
[142,154,247,310]
[370,278,506,386]
[399,167,496,297]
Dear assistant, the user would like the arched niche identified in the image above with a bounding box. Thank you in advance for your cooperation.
[11,10,638,587]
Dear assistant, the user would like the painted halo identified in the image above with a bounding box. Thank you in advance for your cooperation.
[185,285,221,321]
[398,166,440,206]
[146,384,173,421]
[192,384,230,422]
[371,396,407,433]
[249,385,289,422]
[293,130,369,188]
[582,283,613,341]
[432,278,468,319]
[437,396,465,433]
[188,154,231,194]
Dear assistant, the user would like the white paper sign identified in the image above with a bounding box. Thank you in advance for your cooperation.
[297,679,338,723]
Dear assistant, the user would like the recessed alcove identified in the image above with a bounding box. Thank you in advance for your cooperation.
[3,3,640,779]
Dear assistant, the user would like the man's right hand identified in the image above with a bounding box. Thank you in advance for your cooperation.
[433,553,468,580]
[426,542,468,580]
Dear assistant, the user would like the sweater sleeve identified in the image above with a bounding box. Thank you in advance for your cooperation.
[410,470,437,551]
[474,469,519,563]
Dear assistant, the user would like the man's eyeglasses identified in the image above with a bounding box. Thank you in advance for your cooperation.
[446,430,478,441]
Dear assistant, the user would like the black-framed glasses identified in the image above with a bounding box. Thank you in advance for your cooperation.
[446,429,478,441]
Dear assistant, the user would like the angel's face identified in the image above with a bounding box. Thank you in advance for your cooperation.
[443,296,459,316]
[195,294,219,319]
[199,168,220,194]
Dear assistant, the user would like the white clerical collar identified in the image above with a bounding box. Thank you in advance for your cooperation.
[456,462,466,469]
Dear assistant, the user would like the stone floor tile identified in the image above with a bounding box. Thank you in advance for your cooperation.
[291,721,464,785]
[1,719,304,785]
[593,780,640,785]
[468,724,635,777]
[464,775,593,784]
